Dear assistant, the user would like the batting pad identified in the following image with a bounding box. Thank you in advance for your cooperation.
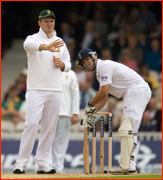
[118,117,133,172]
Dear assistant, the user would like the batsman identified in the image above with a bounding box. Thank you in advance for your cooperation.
[77,48,151,175]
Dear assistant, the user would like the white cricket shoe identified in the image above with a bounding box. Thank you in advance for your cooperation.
[109,167,137,175]
[56,170,63,173]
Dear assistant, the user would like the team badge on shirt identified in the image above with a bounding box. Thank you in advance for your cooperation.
[101,75,107,82]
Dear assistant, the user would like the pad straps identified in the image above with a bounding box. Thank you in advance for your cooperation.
[130,133,137,161]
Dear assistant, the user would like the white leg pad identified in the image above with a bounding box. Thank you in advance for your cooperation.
[118,117,134,172]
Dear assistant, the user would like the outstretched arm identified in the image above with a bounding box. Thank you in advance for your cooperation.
[24,36,64,52]
[89,84,109,111]
[84,84,109,117]
[39,39,64,52]
[95,95,108,112]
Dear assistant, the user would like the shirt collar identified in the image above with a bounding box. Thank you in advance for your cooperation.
[96,59,102,76]
[39,27,56,39]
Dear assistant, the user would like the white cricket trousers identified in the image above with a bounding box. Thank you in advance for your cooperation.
[122,82,151,170]
[15,90,61,170]
[50,116,71,172]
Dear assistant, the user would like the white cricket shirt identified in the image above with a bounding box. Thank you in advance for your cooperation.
[59,70,80,117]
[23,28,71,92]
[96,59,145,98]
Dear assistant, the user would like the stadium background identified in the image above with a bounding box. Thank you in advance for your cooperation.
[1,1,162,174]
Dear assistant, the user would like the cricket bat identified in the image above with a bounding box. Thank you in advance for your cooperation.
[83,126,90,174]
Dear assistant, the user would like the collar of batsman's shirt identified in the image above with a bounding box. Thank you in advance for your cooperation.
[39,27,57,41]
[96,59,101,76]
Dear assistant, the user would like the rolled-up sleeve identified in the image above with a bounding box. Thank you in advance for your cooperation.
[23,36,42,52]
[61,43,71,72]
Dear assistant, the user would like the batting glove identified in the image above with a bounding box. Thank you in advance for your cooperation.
[80,114,96,128]
[85,101,97,116]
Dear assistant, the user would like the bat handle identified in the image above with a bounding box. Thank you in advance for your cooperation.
[80,114,88,127]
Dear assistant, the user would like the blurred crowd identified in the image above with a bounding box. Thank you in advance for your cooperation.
[1,1,162,133]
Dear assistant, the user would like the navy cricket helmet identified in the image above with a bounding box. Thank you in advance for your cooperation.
[77,48,97,71]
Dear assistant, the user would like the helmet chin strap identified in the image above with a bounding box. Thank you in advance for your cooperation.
[91,59,96,71]
[81,58,96,72]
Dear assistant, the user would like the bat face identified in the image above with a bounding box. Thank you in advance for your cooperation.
[83,127,90,174]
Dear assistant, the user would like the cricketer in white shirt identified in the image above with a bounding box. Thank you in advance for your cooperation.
[96,60,151,172]
[77,48,151,174]
[14,26,71,173]
[50,70,80,173]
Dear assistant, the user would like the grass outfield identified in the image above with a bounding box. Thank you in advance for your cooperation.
[1,173,162,179]
[46,175,162,179]
[56,175,162,179]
